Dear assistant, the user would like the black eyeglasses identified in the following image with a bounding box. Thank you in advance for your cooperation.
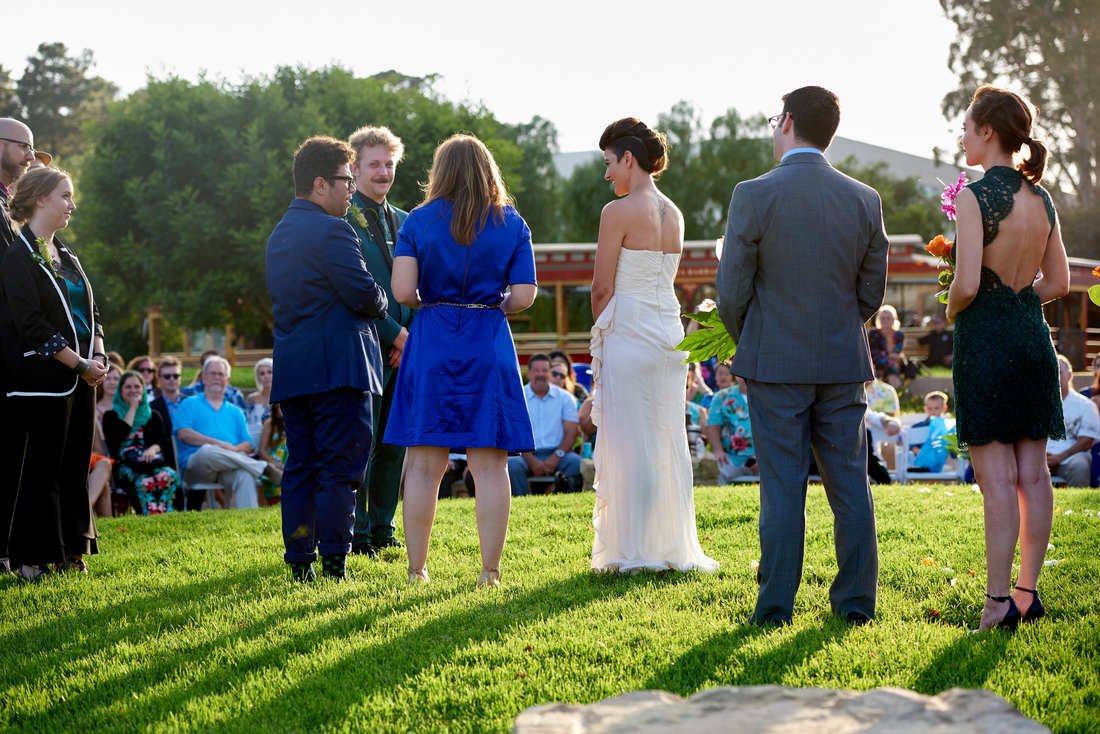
[551,371,567,379]
[138,366,156,373]
[0,137,34,155]
[160,373,181,380]
[768,113,786,130]
[328,175,356,188]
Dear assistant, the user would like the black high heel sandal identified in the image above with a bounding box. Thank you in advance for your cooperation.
[980,593,1021,632]
[1015,586,1045,623]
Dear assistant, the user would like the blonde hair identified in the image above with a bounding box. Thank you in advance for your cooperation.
[421,134,512,246]
[348,125,404,164]
[924,390,949,406]
[875,304,899,329]
[9,167,70,223]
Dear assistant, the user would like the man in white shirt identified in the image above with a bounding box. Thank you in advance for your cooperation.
[1048,355,1100,487]
[507,354,582,496]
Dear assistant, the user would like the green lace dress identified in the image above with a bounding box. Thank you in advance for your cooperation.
[952,166,1065,446]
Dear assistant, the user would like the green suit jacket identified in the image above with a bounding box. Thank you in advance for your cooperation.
[345,191,414,352]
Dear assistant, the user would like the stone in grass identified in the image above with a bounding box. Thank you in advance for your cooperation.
[512,685,1049,734]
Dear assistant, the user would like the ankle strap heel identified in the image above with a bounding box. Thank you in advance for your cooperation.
[1014,585,1045,622]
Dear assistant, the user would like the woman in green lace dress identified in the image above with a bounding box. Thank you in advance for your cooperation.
[947,85,1070,632]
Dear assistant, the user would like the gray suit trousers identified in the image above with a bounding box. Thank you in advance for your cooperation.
[746,380,878,623]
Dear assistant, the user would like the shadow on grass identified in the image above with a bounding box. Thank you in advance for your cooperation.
[208,571,668,731]
[645,619,850,694]
[909,628,1011,694]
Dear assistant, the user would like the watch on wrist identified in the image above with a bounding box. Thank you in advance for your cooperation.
[553,449,565,458]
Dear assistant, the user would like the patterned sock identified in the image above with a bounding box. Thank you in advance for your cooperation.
[321,554,346,580]
[290,562,315,583]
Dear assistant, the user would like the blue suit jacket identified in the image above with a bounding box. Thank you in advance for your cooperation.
[266,199,388,402]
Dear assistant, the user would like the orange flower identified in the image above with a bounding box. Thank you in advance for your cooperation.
[1092,265,1100,279]
[926,235,951,258]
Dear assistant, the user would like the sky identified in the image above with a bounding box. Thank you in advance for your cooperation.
[7,0,964,160]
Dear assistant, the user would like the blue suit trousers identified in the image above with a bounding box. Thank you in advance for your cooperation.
[281,388,373,564]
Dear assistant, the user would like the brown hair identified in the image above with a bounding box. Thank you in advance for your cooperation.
[292,136,354,196]
[348,125,405,164]
[118,370,145,393]
[969,85,1047,184]
[598,118,668,175]
[421,134,512,246]
[781,86,840,150]
[9,167,70,223]
[158,355,182,374]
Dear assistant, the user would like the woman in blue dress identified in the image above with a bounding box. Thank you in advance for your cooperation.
[948,85,1069,631]
[385,134,537,587]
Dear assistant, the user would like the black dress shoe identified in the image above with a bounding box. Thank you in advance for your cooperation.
[845,611,872,625]
[351,543,378,558]
[373,537,404,550]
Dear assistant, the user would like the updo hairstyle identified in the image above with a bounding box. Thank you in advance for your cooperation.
[969,84,1047,184]
[598,118,668,175]
[9,166,70,223]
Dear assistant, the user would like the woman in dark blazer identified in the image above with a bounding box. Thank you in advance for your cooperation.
[1,167,108,580]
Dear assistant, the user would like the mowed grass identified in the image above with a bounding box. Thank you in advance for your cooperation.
[2,484,1098,734]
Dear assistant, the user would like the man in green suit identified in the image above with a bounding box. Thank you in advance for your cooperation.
[345,126,414,556]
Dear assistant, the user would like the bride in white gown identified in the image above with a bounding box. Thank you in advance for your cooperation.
[589,118,718,574]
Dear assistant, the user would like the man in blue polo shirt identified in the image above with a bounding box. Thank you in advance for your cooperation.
[174,356,274,509]
[507,353,582,496]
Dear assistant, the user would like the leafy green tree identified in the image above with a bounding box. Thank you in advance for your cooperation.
[940,0,1099,210]
[833,158,944,241]
[0,66,17,116]
[75,66,557,348]
[14,42,117,161]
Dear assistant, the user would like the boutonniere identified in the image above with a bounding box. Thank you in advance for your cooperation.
[32,236,59,278]
[349,202,369,231]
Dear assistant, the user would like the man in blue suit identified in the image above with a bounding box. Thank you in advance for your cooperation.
[344,126,414,556]
[266,136,388,581]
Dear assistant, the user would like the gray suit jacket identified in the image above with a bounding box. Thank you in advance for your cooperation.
[717,152,888,384]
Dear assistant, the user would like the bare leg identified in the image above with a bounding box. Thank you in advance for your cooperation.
[969,440,1020,630]
[88,462,113,517]
[1012,438,1053,614]
[402,446,448,580]
[467,448,510,583]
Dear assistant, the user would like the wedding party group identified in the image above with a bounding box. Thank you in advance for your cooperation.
[1,81,1066,633]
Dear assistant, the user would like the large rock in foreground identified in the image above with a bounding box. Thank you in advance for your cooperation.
[513,686,1049,733]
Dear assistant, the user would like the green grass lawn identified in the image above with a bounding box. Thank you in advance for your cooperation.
[2,484,1098,733]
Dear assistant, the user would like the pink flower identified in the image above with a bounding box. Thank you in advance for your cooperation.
[939,171,969,221]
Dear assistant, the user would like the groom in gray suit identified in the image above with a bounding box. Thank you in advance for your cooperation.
[717,86,888,627]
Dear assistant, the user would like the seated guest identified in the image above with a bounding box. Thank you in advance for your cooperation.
[151,355,196,510]
[174,356,276,509]
[868,304,907,387]
[908,390,951,472]
[103,370,179,515]
[704,376,757,483]
[684,371,709,458]
[246,357,273,450]
[95,363,122,428]
[257,402,286,506]
[863,410,897,484]
[507,353,582,496]
[1049,354,1100,486]
[106,351,125,370]
[917,315,953,368]
[88,422,114,518]
[549,350,590,403]
[438,453,476,499]
[686,361,713,407]
[180,350,249,412]
[126,354,157,401]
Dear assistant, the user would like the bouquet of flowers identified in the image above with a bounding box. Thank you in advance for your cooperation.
[675,298,736,363]
[925,171,968,304]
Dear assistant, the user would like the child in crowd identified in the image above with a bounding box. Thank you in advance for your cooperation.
[258,403,286,506]
[909,391,951,472]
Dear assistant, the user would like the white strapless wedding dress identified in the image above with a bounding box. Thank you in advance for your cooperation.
[589,249,718,573]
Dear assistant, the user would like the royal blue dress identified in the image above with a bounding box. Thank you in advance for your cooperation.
[384,199,537,452]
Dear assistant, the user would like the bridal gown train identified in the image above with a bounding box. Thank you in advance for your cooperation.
[589,248,718,573]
